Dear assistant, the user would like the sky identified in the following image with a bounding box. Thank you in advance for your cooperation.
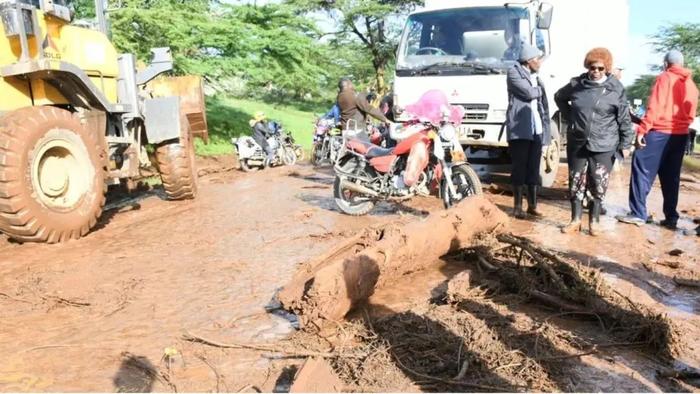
[624,0,698,85]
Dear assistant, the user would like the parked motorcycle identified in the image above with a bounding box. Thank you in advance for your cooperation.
[310,118,343,166]
[332,90,482,215]
[232,123,297,172]
[271,121,305,162]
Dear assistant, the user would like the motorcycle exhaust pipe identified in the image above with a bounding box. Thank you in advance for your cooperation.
[339,179,379,197]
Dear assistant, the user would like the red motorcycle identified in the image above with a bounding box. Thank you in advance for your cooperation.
[333,117,482,216]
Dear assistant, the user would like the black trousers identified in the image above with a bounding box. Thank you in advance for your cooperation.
[567,145,614,201]
[508,135,543,186]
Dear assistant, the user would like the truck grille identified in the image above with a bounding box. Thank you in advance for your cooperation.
[464,113,487,120]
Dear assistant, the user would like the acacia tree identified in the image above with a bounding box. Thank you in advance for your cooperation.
[288,0,421,95]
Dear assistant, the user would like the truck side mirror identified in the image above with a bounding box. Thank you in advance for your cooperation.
[537,2,553,30]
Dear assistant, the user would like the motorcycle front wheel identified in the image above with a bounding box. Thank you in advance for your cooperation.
[282,146,297,166]
[310,144,322,167]
[294,145,305,162]
[441,164,483,209]
[333,158,375,216]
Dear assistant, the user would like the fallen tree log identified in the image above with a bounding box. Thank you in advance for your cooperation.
[278,196,509,328]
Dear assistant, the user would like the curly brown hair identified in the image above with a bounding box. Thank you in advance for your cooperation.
[583,47,613,71]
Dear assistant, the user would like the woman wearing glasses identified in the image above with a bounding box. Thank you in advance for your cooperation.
[554,48,634,236]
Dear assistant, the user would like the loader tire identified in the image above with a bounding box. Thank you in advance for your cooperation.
[0,107,106,243]
[154,137,198,200]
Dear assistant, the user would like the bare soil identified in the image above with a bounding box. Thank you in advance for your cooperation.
[0,156,698,392]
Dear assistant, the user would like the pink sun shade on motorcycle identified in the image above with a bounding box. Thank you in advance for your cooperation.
[404,90,465,125]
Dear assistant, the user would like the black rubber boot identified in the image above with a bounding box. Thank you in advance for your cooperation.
[526,185,543,217]
[561,200,583,233]
[513,186,525,219]
[589,199,602,236]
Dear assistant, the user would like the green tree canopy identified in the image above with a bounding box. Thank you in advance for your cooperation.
[73,0,341,101]
[286,0,422,96]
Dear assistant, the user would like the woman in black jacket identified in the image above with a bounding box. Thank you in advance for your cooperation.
[554,48,634,236]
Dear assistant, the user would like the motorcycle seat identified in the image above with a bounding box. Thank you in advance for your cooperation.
[347,139,394,158]
[365,146,394,159]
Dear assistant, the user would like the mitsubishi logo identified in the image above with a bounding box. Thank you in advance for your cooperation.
[451,89,459,97]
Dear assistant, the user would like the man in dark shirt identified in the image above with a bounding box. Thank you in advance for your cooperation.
[337,78,389,134]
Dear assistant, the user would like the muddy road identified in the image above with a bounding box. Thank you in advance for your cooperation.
[0,155,698,392]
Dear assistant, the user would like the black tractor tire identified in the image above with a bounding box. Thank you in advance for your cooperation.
[154,136,198,200]
[0,107,106,243]
[441,164,483,209]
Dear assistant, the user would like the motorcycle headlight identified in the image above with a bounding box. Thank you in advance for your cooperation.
[439,124,456,141]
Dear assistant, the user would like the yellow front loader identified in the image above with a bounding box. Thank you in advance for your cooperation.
[0,0,208,243]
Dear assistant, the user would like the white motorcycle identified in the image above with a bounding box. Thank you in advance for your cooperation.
[232,131,297,172]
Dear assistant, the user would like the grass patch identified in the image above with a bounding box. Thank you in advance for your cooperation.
[198,95,326,156]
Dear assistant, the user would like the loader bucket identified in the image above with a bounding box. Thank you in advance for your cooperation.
[149,75,209,143]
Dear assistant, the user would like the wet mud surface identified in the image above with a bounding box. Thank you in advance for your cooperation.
[0,155,698,392]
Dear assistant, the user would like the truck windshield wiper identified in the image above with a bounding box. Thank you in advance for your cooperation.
[411,62,459,75]
[411,62,504,76]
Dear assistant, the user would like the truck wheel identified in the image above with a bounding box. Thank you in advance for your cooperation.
[154,137,198,200]
[539,122,561,187]
[0,107,106,243]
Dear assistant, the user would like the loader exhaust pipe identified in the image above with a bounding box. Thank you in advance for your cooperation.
[94,0,109,36]
[339,179,379,197]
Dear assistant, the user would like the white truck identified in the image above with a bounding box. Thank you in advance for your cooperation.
[393,0,629,186]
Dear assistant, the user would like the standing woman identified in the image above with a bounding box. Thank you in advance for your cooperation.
[554,48,634,235]
[506,43,551,219]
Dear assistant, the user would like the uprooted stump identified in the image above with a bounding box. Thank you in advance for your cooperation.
[278,196,508,328]
[456,233,685,359]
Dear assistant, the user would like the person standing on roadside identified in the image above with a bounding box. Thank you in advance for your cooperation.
[505,43,551,219]
[686,116,698,155]
[555,48,634,236]
[617,50,699,229]
[249,111,275,165]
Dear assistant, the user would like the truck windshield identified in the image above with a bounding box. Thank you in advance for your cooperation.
[397,6,532,72]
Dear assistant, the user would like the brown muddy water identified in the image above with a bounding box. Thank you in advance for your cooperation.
[0,156,698,392]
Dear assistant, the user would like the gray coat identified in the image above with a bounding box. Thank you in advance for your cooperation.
[506,63,552,145]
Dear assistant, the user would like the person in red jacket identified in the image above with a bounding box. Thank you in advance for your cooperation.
[617,50,699,229]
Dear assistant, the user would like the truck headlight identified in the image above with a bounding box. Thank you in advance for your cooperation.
[439,124,456,141]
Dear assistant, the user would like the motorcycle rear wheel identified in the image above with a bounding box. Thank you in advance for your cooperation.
[240,159,260,172]
[441,164,482,209]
